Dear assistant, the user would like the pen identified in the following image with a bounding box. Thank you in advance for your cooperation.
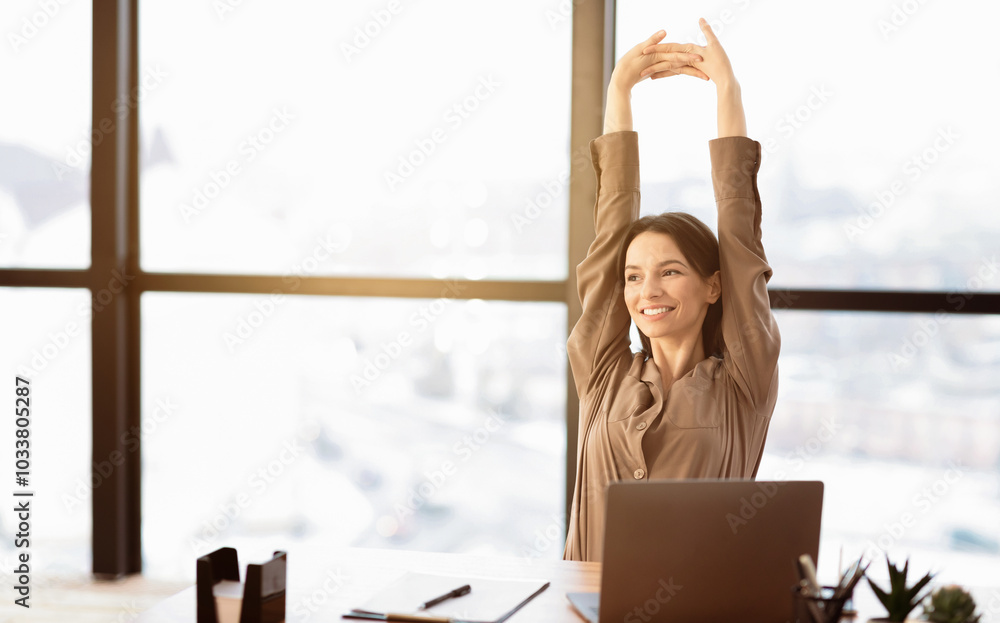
[419,584,471,610]
[797,554,821,596]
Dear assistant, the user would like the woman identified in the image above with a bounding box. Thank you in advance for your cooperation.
[563,20,780,562]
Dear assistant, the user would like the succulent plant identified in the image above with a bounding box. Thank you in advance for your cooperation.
[866,556,935,622]
[923,585,981,623]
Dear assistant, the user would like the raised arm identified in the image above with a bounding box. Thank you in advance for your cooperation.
[645,20,777,407]
[711,135,778,409]
[568,32,704,399]
[605,30,705,134]
[698,20,778,407]
[693,18,747,138]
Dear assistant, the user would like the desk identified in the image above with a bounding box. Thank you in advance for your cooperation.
[137,547,599,623]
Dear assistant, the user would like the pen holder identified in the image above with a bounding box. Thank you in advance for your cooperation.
[197,547,287,623]
[791,585,851,623]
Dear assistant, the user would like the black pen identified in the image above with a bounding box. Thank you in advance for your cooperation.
[419,584,471,610]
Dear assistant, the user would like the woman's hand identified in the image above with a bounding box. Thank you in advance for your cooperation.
[653,18,738,88]
[613,30,706,90]
[640,19,746,138]
[604,30,704,134]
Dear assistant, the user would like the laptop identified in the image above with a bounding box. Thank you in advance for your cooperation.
[567,479,824,623]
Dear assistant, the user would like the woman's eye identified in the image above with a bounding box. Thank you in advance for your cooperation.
[663,270,678,276]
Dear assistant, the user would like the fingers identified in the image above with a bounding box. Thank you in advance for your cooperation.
[632,29,666,52]
[650,66,710,81]
[648,70,679,80]
[638,54,704,79]
[671,65,711,81]
[698,17,720,45]
[642,42,700,55]
[622,29,666,62]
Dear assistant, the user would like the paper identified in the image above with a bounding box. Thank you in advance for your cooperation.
[351,571,549,623]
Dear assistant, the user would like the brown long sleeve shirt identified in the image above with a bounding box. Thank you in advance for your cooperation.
[563,131,780,562]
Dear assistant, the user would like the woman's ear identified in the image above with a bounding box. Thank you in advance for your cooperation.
[706,271,721,304]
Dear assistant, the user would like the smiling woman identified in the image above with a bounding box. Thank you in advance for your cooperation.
[619,213,723,369]
[563,20,780,562]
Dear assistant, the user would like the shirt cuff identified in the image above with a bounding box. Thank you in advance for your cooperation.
[590,131,640,190]
[709,136,761,201]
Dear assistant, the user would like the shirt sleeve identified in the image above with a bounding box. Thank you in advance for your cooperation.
[710,136,780,410]
[567,131,640,399]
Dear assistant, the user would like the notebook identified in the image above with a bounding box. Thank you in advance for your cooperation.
[568,479,824,623]
[347,571,550,623]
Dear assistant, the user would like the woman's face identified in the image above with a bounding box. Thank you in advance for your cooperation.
[623,231,720,346]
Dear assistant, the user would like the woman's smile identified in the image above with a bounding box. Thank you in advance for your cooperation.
[639,305,676,320]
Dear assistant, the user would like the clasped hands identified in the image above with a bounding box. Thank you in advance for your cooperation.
[610,18,737,92]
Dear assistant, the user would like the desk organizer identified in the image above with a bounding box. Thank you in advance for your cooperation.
[791,584,852,623]
[196,547,287,623]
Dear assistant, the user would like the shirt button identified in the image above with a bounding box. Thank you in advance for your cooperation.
[633,469,645,480]
[636,422,647,431]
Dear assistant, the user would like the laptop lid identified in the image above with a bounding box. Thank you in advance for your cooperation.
[599,479,823,623]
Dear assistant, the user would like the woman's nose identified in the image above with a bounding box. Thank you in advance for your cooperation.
[640,276,661,299]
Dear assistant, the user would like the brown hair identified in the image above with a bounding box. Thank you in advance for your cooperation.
[616,212,724,359]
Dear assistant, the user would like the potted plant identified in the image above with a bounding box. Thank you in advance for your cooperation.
[866,556,934,622]
[923,585,981,623]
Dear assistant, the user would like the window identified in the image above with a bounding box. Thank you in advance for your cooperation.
[617,1,1000,292]
[3,1,996,581]
[0,0,91,268]
[139,1,571,280]
[141,293,565,579]
[0,288,92,575]
[617,1,1000,586]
